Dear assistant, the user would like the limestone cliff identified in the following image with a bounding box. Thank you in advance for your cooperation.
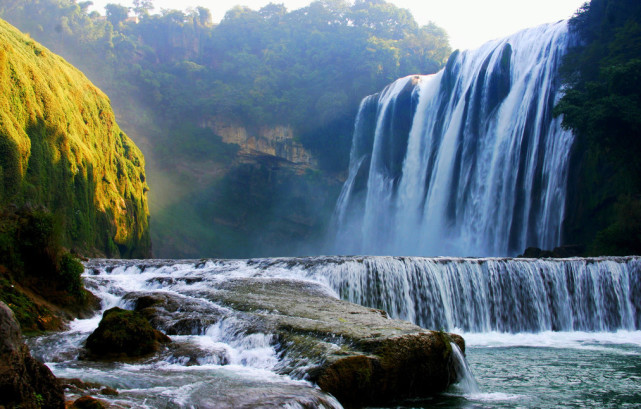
[206,120,317,168]
[0,19,150,257]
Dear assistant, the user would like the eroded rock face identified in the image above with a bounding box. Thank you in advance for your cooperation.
[207,121,317,167]
[84,307,171,359]
[122,292,225,335]
[0,302,65,409]
[203,278,465,407]
[118,277,465,407]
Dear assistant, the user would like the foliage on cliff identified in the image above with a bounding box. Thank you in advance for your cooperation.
[555,0,641,255]
[0,205,95,332]
[0,0,450,258]
[0,18,150,257]
[0,0,450,173]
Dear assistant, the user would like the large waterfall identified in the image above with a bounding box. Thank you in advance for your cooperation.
[333,21,574,257]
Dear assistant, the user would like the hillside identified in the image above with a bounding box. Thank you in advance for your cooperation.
[0,18,150,257]
[0,0,450,257]
[555,0,641,255]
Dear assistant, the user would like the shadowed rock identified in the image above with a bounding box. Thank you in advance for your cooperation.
[122,292,226,335]
[0,301,65,409]
[84,307,170,359]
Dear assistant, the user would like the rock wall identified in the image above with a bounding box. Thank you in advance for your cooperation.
[206,120,317,167]
[0,302,65,409]
[0,19,151,258]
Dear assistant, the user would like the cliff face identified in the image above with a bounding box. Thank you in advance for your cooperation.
[0,19,150,257]
[206,120,317,167]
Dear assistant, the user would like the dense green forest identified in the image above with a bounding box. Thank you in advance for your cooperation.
[556,0,641,255]
[0,0,451,257]
[0,0,450,171]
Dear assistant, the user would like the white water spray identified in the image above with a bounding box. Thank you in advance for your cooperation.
[333,21,574,257]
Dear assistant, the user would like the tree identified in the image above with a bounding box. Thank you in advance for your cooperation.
[105,3,129,29]
[554,0,641,254]
[132,0,153,18]
[195,6,212,27]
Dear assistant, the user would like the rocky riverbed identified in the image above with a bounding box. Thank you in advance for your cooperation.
[6,259,466,408]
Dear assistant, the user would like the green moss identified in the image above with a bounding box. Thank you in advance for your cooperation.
[436,329,453,360]
[85,307,170,358]
[0,274,60,332]
[0,18,150,257]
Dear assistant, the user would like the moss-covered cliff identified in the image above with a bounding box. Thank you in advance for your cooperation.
[0,18,150,257]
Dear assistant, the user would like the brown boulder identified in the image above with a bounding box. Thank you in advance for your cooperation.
[209,278,465,407]
[84,307,170,359]
[0,301,65,409]
[68,396,106,409]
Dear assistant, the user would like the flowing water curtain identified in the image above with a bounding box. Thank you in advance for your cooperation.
[302,256,641,333]
[333,21,575,257]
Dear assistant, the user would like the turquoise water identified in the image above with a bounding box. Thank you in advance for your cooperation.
[31,258,639,408]
[389,332,641,409]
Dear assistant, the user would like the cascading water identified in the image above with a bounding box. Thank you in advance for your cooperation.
[27,256,641,408]
[22,21,640,409]
[450,342,480,395]
[252,256,641,333]
[333,21,574,257]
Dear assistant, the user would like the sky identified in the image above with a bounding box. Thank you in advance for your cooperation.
[89,0,587,50]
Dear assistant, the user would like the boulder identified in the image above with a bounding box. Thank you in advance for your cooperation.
[122,292,225,335]
[204,278,465,407]
[0,301,65,409]
[69,396,106,409]
[84,307,170,359]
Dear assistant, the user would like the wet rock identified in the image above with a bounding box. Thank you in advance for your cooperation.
[0,301,65,409]
[69,396,106,409]
[59,378,103,395]
[99,387,118,396]
[84,307,170,359]
[123,292,225,335]
[518,244,585,258]
[206,278,465,407]
[60,378,102,390]
[164,341,230,366]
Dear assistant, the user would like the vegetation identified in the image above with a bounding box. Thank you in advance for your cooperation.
[0,205,89,331]
[0,0,450,257]
[0,19,151,328]
[0,0,450,171]
[0,17,150,257]
[555,0,641,255]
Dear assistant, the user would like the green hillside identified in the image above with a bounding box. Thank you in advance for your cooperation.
[0,0,450,257]
[0,18,150,257]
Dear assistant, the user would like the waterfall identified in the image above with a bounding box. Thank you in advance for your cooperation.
[78,256,640,334]
[450,342,480,395]
[246,256,641,333]
[333,21,574,257]
[29,256,639,407]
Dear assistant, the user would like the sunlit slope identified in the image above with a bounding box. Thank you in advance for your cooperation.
[0,18,150,257]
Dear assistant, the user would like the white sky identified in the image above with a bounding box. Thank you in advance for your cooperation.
[89,0,587,50]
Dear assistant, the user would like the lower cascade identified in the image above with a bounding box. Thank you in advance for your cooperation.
[26,256,641,408]
[282,255,641,333]
[332,21,574,257]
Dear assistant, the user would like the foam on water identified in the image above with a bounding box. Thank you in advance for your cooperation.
[462,330,641,350]
[26,255,641,409]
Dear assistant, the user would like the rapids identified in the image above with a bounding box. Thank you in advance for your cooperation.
[26,256,640,408]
